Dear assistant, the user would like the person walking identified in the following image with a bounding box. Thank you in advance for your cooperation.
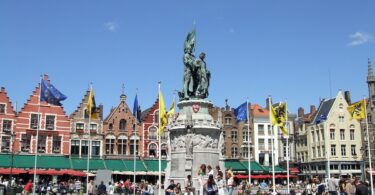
[97,181,106,195]
[216,172,226,195]
[23,179,33,195]
[226,166,234,195]
[204,175,218,195]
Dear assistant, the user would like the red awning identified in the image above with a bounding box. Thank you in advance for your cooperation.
[234,174,272,179]
[0,168,28,175]
[28,169,50,175]
[289,167,300,173]
[61,169,86,177]
[275,174,298,178]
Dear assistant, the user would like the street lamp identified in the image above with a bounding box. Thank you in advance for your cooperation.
[9,133,16,187]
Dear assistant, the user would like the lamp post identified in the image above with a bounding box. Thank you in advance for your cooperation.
[360,146,367,181]
[9,133,16,187]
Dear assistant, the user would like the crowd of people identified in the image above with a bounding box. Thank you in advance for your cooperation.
[1,171,374,195]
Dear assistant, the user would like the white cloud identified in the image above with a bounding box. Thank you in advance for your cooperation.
[104,22,118,32]
[347,32,372,46]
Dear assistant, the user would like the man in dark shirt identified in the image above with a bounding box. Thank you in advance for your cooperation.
[165,180,175,195]
[98,181,106,195]
[355,180,369,195]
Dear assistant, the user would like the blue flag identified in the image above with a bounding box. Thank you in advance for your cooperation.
[133,94,141,122]
[315,114,327,124]
[234,102,248,123]
[40,79,67,106]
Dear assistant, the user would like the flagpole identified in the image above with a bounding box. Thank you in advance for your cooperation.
[133,89,138,195]
[32,75,42,195]
[325,120,331,179]
[268,97,276,194]
[364,98,374,195]
[246,98,251,185]
[158,82,162,195]
[285,101,290,194]
[86,84,92,195]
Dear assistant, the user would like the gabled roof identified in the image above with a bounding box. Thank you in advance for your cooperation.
[251,104,269,117]
[313,98,336,124]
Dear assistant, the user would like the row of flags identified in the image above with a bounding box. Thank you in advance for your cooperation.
[234,101,288,137]
[41,77,368,136]
[40,78,175,135]
[234,98,367,138]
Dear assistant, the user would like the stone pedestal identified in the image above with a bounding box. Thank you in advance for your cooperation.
[166,99,223,191]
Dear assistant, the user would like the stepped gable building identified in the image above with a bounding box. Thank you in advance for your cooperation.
[69,90,104,158]
[102,92,143,159]
[209,99,254,160]
[0,87,17,153]
[16,75,71,155]
[304,91,362,178]
[141,97,168,159]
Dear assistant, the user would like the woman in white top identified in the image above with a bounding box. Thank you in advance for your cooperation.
[216,171,226,195]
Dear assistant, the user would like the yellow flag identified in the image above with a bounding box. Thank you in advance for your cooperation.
[159,90,167,134]
[271,102,287,136]
[167,100,175,118]
[86,89,98,119]
[347,99,366,120]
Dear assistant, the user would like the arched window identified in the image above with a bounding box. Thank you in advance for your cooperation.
[119,119,126,131]
[154,110,159,124]
[225,114,232,125]
[148,126,157,140]
[161,144,168,158]
[149,143,157,157]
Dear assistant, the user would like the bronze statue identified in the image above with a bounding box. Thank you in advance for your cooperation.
[179,29,210,100]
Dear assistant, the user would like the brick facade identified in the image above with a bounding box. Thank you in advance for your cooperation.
[16,75,70,155]
[102,93,143,159]
[0,87,17,153]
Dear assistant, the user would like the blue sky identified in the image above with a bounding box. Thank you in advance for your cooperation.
[0,1,374,116]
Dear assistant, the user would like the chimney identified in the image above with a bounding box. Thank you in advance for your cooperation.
[99,104,104,119]
[266,97,272,110]
[298,107,305,117]
[310,105,316,114]
[344,91,351,105]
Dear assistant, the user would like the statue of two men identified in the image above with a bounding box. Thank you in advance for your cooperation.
[180,48,211,99]
[180,29,210,100]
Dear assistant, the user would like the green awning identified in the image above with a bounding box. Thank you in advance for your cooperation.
[71,158,106,170]
[0,154,12,167]
[144,160,166,172]
[123,160,146,172]
[105,160,128,171]
[262,166,286,173]
[225,160,248,173]
[37,156,71,169]
[240,161,266,173]
[0,154,71,169]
